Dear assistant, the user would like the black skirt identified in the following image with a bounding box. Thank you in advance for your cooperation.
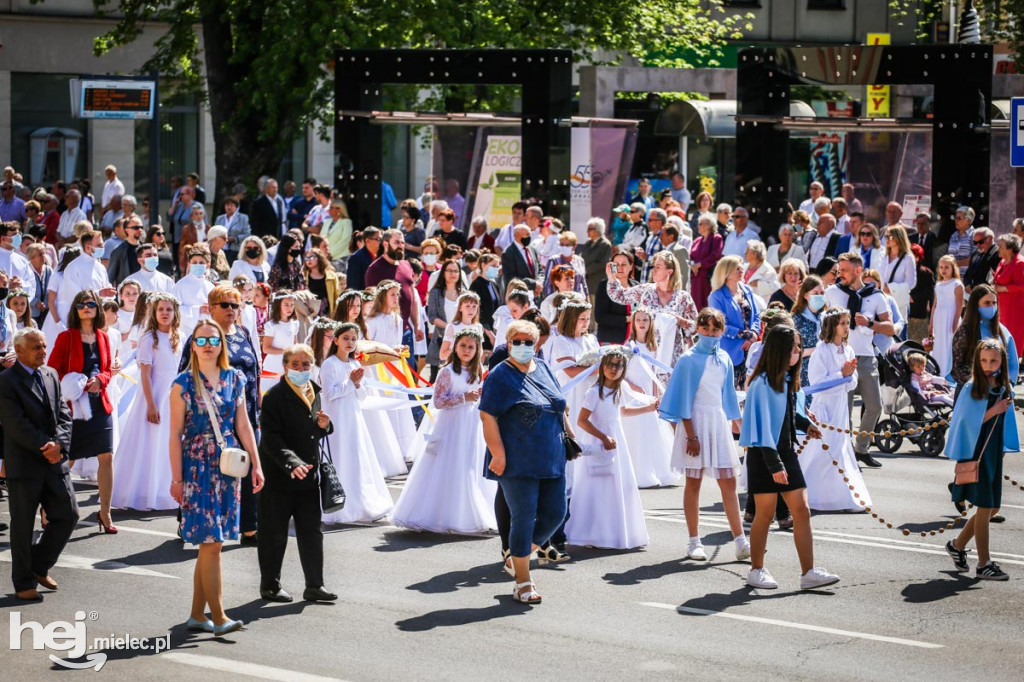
[746,446,807,494]
[70,341,114,460]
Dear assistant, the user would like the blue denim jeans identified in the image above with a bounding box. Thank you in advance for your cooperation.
[499,476,568,557]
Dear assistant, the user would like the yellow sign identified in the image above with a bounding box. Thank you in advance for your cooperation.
[866,33,890,118]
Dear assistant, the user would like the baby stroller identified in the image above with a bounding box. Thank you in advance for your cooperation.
[873,340,951,457]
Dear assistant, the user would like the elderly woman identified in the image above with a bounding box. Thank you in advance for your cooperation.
[852,222,885,271]
[879,224,916,323]
[767,224,806,269]
[993,233,1024,356]
[743,240,780,299]
[480,319,572,604]
[541,265,578,322]
[228,235,271,285]
[769,258,806,311]
[206,226,231,280]
[792,209,812,243]
[179,204,210,274]
[542,231,587,297]
[949,205,977,277]
[709,255,762,387]
[666,214,693,251]
[689,212,724,308]
[606,251,697,363]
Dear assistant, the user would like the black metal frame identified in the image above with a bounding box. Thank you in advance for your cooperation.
[334,49,573,228]
[736,45,992,240]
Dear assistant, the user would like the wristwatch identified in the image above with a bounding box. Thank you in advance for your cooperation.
[867,319,874,329]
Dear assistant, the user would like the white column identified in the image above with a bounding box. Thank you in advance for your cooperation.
[87,119,136,199]
[308,124,334,185]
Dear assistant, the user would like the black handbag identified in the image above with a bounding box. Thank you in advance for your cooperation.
[318,437,346,513]
[564,432,583,461]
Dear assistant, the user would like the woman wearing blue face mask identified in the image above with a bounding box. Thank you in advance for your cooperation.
[791,275,826,390]
[480,319,574,604]
[951,284,1020,388]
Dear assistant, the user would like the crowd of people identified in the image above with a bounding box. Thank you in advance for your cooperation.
[0,164,1019,618]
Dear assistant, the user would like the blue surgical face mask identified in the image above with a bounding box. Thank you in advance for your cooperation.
[509,344,536,364]
[10,234,22,249]
[189,263,207,279]
[694,333,720,354]
[144,255,160,271]
[809,294,826,312]
[485,266,500,280]
[422,254,438,267]
[979,305,997,321]
[287,369,312,386]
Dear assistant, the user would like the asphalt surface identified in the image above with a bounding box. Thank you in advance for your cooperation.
[3,418,1024,681]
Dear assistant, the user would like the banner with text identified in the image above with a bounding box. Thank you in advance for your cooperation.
[473,135,522,228]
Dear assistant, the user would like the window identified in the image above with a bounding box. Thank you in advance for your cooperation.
[134,90,199,208]
[807,0,846,9]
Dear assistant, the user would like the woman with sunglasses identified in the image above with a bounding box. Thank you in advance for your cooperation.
[48,290,118,533]
[850,223,884,272]
[177,285,263,545]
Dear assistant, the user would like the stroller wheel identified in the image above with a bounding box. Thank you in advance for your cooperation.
[919,429,945,457]
[874,418,903,454]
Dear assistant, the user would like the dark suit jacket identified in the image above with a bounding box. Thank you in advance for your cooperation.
[259,379,332,491]
[500,242,541,285]
[345,247,377,292]
[107,239,142,285]
[0,363,72,479]
[965,245,1000,290]
[833,234,853,259]
[470,275,502,332]
[908,230,939,271]
[249,194,287,239]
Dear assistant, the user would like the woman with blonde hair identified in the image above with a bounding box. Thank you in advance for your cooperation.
[170,318,262,633]
[931,254,965,377]
[606,250,697,364]
[769,258,806,311]
[708,255,762,388]
[879,224,916,323]
[850,222,884,271]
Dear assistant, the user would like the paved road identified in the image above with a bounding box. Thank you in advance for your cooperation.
[3,428,1024,681]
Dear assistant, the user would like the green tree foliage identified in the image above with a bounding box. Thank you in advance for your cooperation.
[86,0,752,201]
[890,0,1024,64]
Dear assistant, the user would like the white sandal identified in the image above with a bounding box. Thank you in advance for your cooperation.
[512,581,542,604]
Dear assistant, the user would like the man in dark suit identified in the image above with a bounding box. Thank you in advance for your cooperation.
[106,215,144,285]
[249,178,288,239]
[908,211,939,272]
[258,344,336,603]
[0,328,75,601]
[345,226,382,291]
[964,227,999,293]
[500,224,541,291]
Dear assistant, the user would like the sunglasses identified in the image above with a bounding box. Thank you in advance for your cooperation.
[194,336,222,347]
[859,232,873,237]
[127,226,143,231]
[973,240,986,245]
[510,339,535,347]
[606,362,625,369]
[75,301,98,310]
[304,255,319,261]
[217,302,240,310]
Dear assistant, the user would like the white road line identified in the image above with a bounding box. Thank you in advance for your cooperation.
[640,602,944,649]
[164,652,350,681]
[998,503,1024,510]
[76,521,181,539]
[643,514,1024,566]
[0,550,179,579]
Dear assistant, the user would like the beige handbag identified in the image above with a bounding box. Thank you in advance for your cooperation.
[199,379,250,479]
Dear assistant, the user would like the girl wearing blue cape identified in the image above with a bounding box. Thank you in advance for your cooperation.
[944,339,1019,581]
[739,325,840,591]
[660,308,748,562]
[949,284,1020,387]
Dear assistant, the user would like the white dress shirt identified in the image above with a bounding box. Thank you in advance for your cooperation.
[57,207,88,239]
[102,178,125,208]
[57,255,110,322]
[0,248,37,299]
[134,267,175,293]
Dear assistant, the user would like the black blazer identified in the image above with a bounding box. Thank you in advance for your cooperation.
[107,239,142,286]
[259,380,333,491]
[500,242,541,284]
[908,230,939,271]
[964,245,1000,290]
[594,278,635,344]
[0,363,72,479]
[345,247,376,291]
[249,194,286,239]
[470,276,502,331]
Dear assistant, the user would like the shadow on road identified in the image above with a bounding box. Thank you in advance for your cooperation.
[900,572,981,603]
[406,562,508,594]
[395,595,533,631]
[680,583,834,613]
[374,529,492,553]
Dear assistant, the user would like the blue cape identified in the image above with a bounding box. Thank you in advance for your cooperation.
[659,346,741,423]
[739,374,807,448]
[944,381,1019,461]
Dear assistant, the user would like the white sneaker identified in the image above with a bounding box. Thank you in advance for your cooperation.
[747,567,778,589]
[687,543,708,561]
[735,537,751,561]
[800,566,840,590]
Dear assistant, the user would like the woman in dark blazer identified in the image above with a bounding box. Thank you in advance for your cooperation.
[48,289,116,533]
[258,343,336,604]
[593,249,636,344]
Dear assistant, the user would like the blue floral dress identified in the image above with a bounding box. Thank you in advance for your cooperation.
[174,368,247,544]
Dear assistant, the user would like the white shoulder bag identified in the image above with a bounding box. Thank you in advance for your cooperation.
[199,378,251,478]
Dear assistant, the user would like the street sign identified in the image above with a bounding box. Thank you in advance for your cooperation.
[70,79,156,120]
[1012,97,1024,168]
[866,34,891,119]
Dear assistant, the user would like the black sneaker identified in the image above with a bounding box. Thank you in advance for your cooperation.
[945,540,969,573]
[976,561,1009,581]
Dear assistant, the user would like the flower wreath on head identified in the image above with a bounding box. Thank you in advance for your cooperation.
[452,326,483,344]
[375,280,401,294]
[312,318,343,332]
[146,291,180,306]
[557,298,592,314]
[335,322,361,337]
[359,290,376,301]
[270,291,296,303]
[335,289,363,308]
[118,277,142,296]
[820,306,849,323]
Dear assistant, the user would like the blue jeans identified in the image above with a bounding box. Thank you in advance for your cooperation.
[499,476,567,557]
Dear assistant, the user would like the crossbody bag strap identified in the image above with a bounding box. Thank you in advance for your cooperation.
[888,255,906,284]
[199,378,228,451]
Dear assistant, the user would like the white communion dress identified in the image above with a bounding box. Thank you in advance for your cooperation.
[622,342,679,487]
[365,312,414,475]
[671,355,741,478]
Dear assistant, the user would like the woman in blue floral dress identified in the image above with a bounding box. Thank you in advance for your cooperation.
[170,319,263,636]
[791,275,825,391]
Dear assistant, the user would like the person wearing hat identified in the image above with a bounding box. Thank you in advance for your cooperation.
[611,204,632,245]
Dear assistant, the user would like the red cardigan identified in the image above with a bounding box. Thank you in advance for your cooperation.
[47,327,114,415]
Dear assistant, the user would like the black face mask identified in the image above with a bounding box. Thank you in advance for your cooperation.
[290,249,303,258]
[521,236,531,247]
[245,247,261,259]
[0,287,9,301]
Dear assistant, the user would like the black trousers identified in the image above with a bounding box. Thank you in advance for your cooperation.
[257,485,324,591]
[7,471,80,592]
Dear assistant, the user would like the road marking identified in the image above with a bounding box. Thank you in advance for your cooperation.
[164,652,350,681]
[643,514,1024,566]
[76,521,181,539]
[640,602,944,649]
[0,550,179,579]
[998,503,1024,510]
